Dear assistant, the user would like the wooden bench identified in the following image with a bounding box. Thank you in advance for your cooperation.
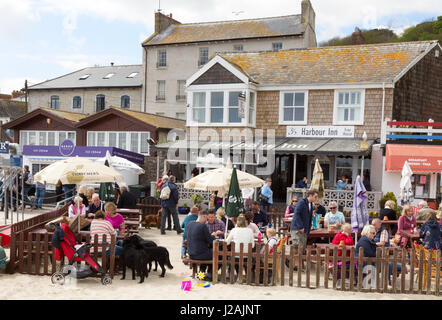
[182,258,213,278]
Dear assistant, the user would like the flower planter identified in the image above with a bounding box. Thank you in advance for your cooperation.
[178,207,190,215]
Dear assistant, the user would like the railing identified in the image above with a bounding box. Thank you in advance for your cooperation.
[1,166,26,225]
[381,118,442,144]
[287,188,383,211]
[210,241,441,295]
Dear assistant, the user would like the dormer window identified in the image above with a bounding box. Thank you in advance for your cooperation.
[79,74,90,80]
[103,73,115,79]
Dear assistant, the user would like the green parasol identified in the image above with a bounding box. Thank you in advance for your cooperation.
[99,159,115,202]
[225,167,245,218]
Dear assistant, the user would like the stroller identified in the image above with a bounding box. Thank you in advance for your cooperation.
[50,222,112,285]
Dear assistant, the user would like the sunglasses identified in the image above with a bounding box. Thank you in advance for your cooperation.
[330,207,337,209]
[292,200,298,203]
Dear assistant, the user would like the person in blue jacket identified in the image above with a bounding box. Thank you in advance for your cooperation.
[160,175,183,235]
[419,211,441,250]
[260,178,273,212]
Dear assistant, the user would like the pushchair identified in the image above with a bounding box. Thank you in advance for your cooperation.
[50,222,112,285]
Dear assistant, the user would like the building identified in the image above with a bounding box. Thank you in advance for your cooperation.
[27,64,143,114]
[141,0,317,119]
[0,100,27,141]
[155,40,442,203]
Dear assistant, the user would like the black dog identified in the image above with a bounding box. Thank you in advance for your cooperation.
[143,246,174,277]
[126,235,158,272]
[120,238,149,283]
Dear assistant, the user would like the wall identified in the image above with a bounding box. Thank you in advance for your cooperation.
[28,87,142,114]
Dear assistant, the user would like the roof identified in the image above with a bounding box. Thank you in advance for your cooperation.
[216,41,439,85]
[143,14,304,46]
[113,107,186,130]
[28,65,142,90]
[0,101,27,119]
[41,107,88,122]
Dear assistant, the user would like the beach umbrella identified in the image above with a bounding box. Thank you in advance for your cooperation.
[184,159,265,197]
[99,159,116,202]
[399,161,413,206]
[350,176,369,241]
[96,151,145,175]
[310,159,325,199]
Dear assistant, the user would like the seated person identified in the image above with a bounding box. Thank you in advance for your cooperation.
[68,196,87,220]
[285,197,298,218]
[419,211,441,250]
[324,202,345,229]
[336,175,349,190]
[296,177,308,189]
[379,200,397,221]
[87,193,104,219]
[77,185,89,207]
[251,201,269,227]
[260,228,279,254]
[181,206,199,258]
[104,201,126,236]
[331,223,354,256]
[314,199,326,217]
[117,183,137,209]
[206,210,226,239]
[90,210,123,256]
[217,207,235,231]
[245,211,262,239]
[397,205,417,247]
[416,201,437,221]
[372,218,390,247]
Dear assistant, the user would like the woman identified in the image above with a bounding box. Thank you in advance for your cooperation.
[331,223,354,256]
[285,197,298,218]
[216,207,235,231]
[379,200,397,221]
[419,211,441,250]
[104,202,125,236]
[78,185,89,207]
[213,191,223,213]
[226,214,255,254]
[397,205,417,248]
[245,211,262,239]
[86,186,95,203]
[260,178,273,212]
[68,196,87,219]
[90,210,123,256]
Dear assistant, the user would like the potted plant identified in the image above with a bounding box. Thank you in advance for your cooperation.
[178,202,190,215]
[190,194,204,206]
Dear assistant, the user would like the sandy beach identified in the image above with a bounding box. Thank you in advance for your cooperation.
[1,213,441,300]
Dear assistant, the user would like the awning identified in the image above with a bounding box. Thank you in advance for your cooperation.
[275,138,329,154]
[316,139,375,155]
[386,144,442,172]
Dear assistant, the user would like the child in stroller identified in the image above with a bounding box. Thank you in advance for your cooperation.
[50,221,112,285]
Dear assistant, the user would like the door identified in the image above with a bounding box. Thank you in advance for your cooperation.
[271,155,294,202]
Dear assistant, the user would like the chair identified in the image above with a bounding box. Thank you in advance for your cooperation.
[260,236,286,283]
[413,242,442,286]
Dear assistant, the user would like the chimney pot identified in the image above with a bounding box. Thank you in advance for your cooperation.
[111,62,114,66]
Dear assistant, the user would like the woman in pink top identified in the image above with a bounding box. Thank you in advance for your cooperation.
[397,205,417,247]
[104,202,126,236]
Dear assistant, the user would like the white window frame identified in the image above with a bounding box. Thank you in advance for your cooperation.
[157,49,167,68]
[333,89,365,125]
[248,91,256,127]
[86,131,150,155]
[278,91,309,125]
[20,130,76,147]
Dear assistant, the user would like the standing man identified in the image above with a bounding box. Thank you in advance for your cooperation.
[260,178,273,212]
[21,165,33,209]
[290,190,318,269]
[191,167,200,178]
[160,175,183,235]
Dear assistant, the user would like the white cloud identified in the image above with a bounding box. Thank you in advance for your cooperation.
[0,77,43,94]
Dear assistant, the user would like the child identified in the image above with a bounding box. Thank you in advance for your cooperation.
[260,228,279,254]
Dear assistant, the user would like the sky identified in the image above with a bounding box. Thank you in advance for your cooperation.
[0,0,441,94]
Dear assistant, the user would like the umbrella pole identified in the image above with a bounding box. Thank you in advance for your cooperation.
[77,188,80,233]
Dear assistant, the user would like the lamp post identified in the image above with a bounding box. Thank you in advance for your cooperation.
[360,132,368,180]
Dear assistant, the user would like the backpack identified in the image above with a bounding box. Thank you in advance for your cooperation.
[160,183,171,200]
[24,171,33,185]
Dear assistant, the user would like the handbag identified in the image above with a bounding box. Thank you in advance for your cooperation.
[258,188,269,202]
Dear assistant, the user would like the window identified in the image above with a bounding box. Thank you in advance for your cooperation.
[412,174,431,199]
[176,112,185,120]
[103,73,115,79]
[79,74,90,80]
[193,92,206,123]
[127,72,138,78]
[109,132,117,147]
[280,91,308,124]
[336,156,353,185]
[48,132,56,145]
[58,131,67,143]
[20,131,76,146]
[199,47,209,66]
[96,94,105,112]
[334,90,364,125]
[249,92,255,125]
[130,133,139,152]
[97,132,106,147]
[87,132,95,146]
[72,96,81,109]
[121,95,130,108]
[234,44,243,51]
[176,80,186,101]
[210,92,224,123]
[50,95,59,109]
[156,81,166,101]
[38,132,46,145]
[140,132,150,154]
[87,131,150,155]
[157,49,167,67]
[228,91,242,123]
[118,132,127,150]
[272,42,282,51]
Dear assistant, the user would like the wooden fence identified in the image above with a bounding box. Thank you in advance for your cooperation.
[137,196,161,219]
[211,241,441,296]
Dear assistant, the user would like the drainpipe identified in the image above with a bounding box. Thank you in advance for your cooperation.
[381,82,386,124]
[143,46,148,113]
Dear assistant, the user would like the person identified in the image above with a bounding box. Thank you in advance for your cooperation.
[55,180,63,203]
[31,180,46,211]
[331,223,354,256]
[117,183,137,209]
[290,190,318,269]
[312,200,326,229]
[314,199,326,217]
[397,205,417,248]
[419,211,441,250]
[379,200,397,221]
[416,201,437,221]
[191,167,200,177]
[68,196,87,220]
[156,174,167,197]
[356,224,401,284]
[241,188,254,211]
[226,214,255,275]
[296,177,308,189]
[372,218,390,247]
[86,186,95,203]
[21,165,33,209]
[251,201,269,227]
[260,227,279,254]
[324,202,345,229]
[180,206,199,258]
[160,175,183,235]
[104,202,126,236]
[337,175,349,190]
[212,191,223,213]
[216,207,235,231]
[185,210,217,279]
[285,197,298,218]
[90,210,123,256]
[63,183,76,201]
[205,210,225,239]
[87,193,104,219]
[260,178,273,212]
[245,211,262,239]
[77,185,89,207]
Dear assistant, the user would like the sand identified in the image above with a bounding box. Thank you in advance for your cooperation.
[0,214,441,300]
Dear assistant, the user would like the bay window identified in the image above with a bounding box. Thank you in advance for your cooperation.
[228,91,242,123]
[210,92,224,123]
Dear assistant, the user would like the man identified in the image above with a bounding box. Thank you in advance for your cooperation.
[191,167,200,178]
[260,178,273,212]
[296,177,308,189]
[324,201,346,229]
[314,199,326,217]
[337,175,349,190]
[158,175,173,230]
[21,165,33,209]
[251,201,269,227]
[416,200,436,221]
[87,193,104,219]
[206,210,225,239]
[117,183,137,209]
[160,175,183,235]
[371,218,389,247]
[181,206,200,258]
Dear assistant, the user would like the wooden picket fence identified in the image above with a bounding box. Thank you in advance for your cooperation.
[212,241,441,296]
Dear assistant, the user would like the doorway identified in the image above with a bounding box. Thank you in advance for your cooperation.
[295,155,308,186]
[271,155,294,202]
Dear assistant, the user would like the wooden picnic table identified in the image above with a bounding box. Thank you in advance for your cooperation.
[382,220,425,225]
[116,208,142,221]
[124,220,140,234]
[401,230,421,242]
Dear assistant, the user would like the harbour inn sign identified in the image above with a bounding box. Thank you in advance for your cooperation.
[287,126,355,138]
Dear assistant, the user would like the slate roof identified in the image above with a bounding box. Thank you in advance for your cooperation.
[41,108,88,122]
[218,41,439,85]
[0,101,27,119]
[143,15,304,46]
[28,65,142,90]
[114,107,186,130]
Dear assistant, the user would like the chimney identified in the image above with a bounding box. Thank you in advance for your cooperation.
[351,27,365,45]
[301,0,316,31]
[110,62,114,66]
[155,11,181,34]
